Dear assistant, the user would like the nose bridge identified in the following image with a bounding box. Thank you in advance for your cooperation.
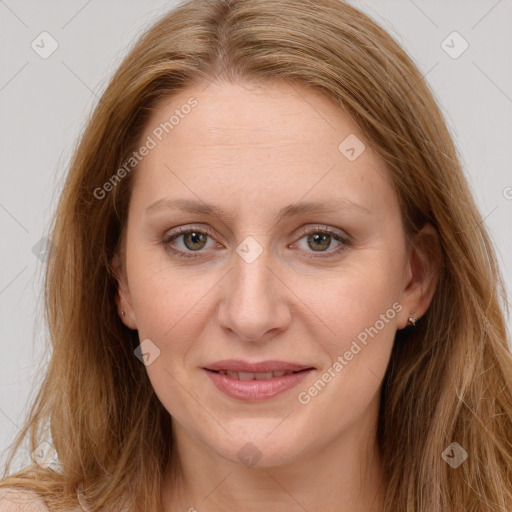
[233,246,272,303]
[217,238,289,342]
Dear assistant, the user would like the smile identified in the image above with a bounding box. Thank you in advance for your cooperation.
[203,367,313,401]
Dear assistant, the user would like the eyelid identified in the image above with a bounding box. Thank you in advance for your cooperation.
[161,224,219,256]
[293,224,350,243]
[162,224,218,244]
[290,225,351,259]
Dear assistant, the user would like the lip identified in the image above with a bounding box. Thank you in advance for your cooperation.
[203,365,314,402]
[204,359,314,373]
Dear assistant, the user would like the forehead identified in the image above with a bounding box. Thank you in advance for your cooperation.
[130,80,397,220]
[147,80,359,155]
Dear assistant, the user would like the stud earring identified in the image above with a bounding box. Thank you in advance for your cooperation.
[407,312,417,327]
[121,311,126,317]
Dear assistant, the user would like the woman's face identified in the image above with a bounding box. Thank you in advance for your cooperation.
[115,80,433,468]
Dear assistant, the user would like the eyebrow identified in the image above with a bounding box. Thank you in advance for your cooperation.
[145,197,371,224]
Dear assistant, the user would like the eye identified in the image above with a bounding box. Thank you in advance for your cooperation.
[162,224,351,260]
[162,226,218,259]
[292,225,351,258]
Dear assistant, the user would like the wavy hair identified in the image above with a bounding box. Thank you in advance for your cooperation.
[1,0,511,510]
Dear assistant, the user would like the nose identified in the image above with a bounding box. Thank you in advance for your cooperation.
[216,247,291,343]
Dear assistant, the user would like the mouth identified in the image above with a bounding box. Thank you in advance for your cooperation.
[202,361,315,401]
[204,359,314,374]
[205,368,311,380]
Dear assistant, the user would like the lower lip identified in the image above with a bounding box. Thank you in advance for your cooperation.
[203,368,313,401]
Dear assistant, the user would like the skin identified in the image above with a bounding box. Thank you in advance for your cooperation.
[113,80,439,512]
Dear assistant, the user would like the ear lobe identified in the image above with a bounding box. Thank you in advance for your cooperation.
[398,223,441,329]
[111,253,138,330]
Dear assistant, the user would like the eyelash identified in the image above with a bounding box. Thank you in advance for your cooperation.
[162,225,351,260]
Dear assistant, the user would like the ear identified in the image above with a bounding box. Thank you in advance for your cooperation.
[111,253,138,330]
[397,222,441,329]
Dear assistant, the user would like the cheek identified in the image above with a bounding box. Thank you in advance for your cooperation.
[309,285,399,369]
[127,223,405,345]
[300,249,403,372]
[126,239,186,324]
[126,245,221,358]
[293,276,400,424]
[130,276,210,348]
[310,247,402,317]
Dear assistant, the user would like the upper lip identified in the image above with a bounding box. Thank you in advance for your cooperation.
[204,360,314,373]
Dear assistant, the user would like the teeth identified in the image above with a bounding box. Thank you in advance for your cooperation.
[255,372,274,380]
[215,370,300,380]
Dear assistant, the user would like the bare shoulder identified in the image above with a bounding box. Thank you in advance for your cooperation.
[0,488,50,512]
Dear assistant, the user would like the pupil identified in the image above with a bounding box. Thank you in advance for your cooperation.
[309,233,330,251]
[185,232,206,250]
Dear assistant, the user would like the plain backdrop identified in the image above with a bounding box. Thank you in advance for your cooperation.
[1,0,511,470]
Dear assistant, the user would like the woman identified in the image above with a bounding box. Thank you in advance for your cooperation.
[1,0,511,510]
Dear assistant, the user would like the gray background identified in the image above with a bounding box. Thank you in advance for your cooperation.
[1,0,511,469]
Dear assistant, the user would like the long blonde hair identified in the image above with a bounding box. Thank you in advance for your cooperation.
[2,0,511,510]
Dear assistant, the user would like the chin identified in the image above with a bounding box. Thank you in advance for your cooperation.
[206,429,307,469]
